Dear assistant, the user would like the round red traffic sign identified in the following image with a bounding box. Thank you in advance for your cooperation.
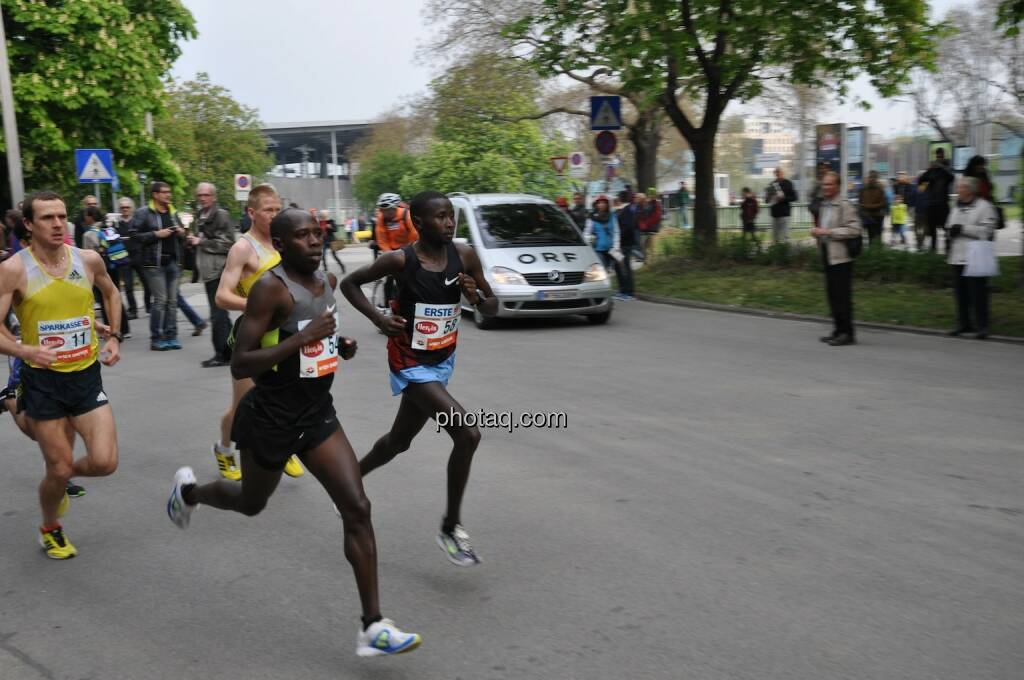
[595,131,617,156]
[236,175,251,189]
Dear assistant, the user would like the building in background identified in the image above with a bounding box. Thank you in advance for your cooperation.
[743,117,795,175]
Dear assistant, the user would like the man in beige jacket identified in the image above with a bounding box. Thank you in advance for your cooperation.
[810,172,862,346]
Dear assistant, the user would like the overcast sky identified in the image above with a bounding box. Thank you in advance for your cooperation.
[173,0,964,136]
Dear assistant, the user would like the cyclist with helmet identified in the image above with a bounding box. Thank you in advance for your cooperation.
[371,194,416,312]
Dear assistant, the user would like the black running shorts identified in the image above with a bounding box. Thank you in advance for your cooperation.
[231,390,339,471]
[17,361,108,420]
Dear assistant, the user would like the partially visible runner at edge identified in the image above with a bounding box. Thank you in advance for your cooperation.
[341,190,498,566]
[370,193,416,311]
[211,184,304,480]
[0,191,123,559]
[167,208,421,657]
[2,217,87,499]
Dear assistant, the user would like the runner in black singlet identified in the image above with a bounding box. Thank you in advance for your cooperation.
[167,208,420,657]
[341,191,498,566]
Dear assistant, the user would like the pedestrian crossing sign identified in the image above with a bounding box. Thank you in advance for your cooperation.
[75,149,115,184]
[590,96,622,131]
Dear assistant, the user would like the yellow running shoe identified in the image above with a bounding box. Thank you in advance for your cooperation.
[57,491,70,518]
[213,445,242,481]
[283,455,304,478]
[39,525,77,559]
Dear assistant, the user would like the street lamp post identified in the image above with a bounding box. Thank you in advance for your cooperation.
[0,1,25,204]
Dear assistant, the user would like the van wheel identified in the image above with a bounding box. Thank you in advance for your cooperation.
[474,307,498,329]
[586,311,611,325]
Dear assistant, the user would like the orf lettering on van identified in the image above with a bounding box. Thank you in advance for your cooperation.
[517,252,578,264]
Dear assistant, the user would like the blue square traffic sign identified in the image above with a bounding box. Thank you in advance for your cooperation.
[75,148,115,184]
[590,96,622,131]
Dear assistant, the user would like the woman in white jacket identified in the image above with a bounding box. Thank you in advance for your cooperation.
[945,176,997,339]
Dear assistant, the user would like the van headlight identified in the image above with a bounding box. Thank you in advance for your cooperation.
[491,266,528,285]
[583,263,608,282]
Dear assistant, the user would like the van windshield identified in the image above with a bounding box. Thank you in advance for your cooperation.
[474,203,584,248]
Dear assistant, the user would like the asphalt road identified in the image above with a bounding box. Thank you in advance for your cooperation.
[1,246,1022,680]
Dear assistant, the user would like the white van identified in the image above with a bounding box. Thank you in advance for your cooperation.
[447,193,614,328]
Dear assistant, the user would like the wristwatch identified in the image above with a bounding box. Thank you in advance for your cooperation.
[110,332,124,342]
[473,290,487,306]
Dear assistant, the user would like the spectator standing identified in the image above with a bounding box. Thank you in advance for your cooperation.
[614,193,640,300]
[809,172,862,346]
[116,198,147,319]
[946,176,997,339]
[890,194,908,246]
[554,196,570,216]
[858,170,888,247]
[81,206,130,338]
[133,181,188,351]
[584,196,625,298]
[917,148,955,252]
[638,190,663,262]
[740,187,759,240]
[318,210,345,273]
[768,167,796,244]
[675,181,690,229]
[71,195,98,249]
[568,193,588,231]
[189,182,236,367]
[963,155,994,201]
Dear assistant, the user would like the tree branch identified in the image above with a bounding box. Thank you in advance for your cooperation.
[497,107,588,121]
[680,0,713,78]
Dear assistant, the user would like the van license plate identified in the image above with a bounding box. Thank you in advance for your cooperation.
[537,290,577,300]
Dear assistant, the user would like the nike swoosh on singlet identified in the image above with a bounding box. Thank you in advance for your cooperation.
[444,276,459,286]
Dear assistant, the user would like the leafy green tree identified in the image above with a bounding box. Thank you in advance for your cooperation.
[399,53,571,197]
[509,1,939,248]
[154,73,273,212]
[353,148,417,208]
[0,0,196,206]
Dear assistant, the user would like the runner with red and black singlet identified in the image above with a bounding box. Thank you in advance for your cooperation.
[167,208,420,657]
[341,191,498,566]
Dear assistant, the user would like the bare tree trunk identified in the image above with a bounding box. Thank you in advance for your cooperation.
[691,135,717,250]
[629,109,661,194]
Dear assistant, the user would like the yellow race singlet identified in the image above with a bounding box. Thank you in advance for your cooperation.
[235,233,281,298]
[15,246,98,372]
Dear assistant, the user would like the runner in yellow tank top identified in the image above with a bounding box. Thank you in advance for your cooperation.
[0,191,124,559]
[211,184,304,480]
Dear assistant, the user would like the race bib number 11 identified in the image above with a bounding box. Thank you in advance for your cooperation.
[38,316,92,364]
[297,313,339,378]
[412,303,459,350]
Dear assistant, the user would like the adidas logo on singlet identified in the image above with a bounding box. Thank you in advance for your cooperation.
[68,270,83,281]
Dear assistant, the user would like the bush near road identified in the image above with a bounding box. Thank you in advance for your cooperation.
[635,230,1024,337]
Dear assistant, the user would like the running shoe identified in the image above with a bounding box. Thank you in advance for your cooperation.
[167,466,197,529]
[39,525,77,559]
[151,340,169,351]
[356,619,422,657]
[165,338,183,350]
[65,481,86,498]
[283,455,305,478]
[436,524,480,566]
[57,491,70,518]
[212,445,241,481]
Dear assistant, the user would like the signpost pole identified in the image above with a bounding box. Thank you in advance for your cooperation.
[330,130,340,220]
[0,3,25,204]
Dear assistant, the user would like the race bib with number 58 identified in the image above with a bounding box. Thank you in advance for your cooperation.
[412,303,459,351]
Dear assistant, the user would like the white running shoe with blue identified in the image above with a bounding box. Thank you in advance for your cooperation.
[356,618,422,657]
[167,466,197,529]
[436,524,480,566]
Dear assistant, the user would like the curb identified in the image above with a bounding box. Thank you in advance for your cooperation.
[634,293,1024,346]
